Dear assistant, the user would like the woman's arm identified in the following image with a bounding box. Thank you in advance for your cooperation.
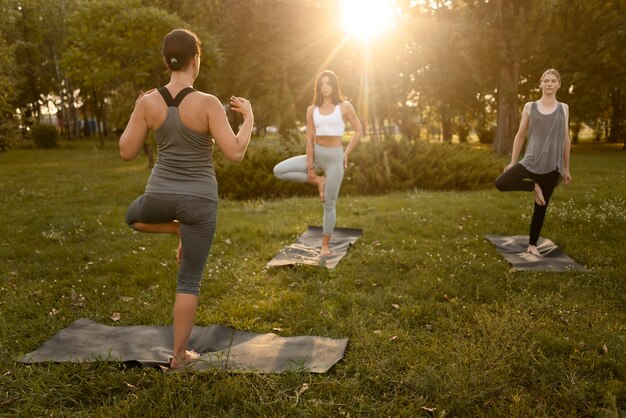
[208,95,253,162]
[561,103,572,184]
[305,105,316,182]
[119,92,152,161]
[504,102,531,171]
[342,101,363,168]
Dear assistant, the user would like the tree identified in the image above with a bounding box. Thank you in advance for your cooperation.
[62,0,187,144]
[0,2,19,150]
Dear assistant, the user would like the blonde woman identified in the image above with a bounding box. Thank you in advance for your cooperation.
[495,69,572,255]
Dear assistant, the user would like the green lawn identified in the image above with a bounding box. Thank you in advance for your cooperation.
[0,141,624,417]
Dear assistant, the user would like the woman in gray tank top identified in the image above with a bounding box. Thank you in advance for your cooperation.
[119,29,254,369]
[495,69,572,256]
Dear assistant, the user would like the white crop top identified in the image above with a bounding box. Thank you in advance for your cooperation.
[313,104,345,136]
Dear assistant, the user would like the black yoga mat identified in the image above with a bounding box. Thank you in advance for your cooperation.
[485,234,586,272]
[266,226,362,269]
[18,318,348,373]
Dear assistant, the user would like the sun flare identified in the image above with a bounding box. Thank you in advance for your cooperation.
[341,0,397,41]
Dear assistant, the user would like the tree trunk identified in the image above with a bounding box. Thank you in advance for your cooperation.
[493,60,519,155]
[571,121,581,144]
[492,0,521,156]
[608,88,622,143]
[441,110,452,143]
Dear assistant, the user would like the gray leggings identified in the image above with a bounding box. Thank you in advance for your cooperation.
[273,144,344,235]
[125,193,217,296]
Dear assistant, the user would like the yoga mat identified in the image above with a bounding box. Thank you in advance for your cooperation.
[266,226,362,269]
[18,318,348,373]
[485,234,587,272]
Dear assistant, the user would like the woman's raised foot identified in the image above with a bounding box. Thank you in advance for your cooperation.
[316,176,326,202]
[534,183,546,206]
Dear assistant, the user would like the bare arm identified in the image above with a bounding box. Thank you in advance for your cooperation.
[504,102,531,171]
[305,106,316,182]
[119,91,153,161]
[561,103,572,184]
[342,101,363,168]
[208,95,254,162]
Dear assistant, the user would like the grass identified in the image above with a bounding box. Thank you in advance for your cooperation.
[0,140,624,417]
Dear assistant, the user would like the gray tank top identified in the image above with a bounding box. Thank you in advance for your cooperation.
[145,87,218,201]
[520,101,565,179]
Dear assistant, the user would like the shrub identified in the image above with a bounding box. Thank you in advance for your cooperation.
[31,124,60,149]
[214,135,502,200]
[477,127,495,144]
[0,116,19,152]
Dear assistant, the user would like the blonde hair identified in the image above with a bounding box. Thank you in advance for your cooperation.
[541,68,561,84]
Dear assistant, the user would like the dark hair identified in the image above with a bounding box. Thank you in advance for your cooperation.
[162,29,201,71]
[313,70,344,106]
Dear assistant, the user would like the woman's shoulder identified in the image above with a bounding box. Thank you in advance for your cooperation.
[522,101,535,114]
[339,100,356,116]
[187,91,222,108]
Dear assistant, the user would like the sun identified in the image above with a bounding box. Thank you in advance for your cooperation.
[340,0,397,41]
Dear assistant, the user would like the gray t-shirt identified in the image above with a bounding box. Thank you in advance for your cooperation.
[520,101,565,179]
[145,88,218,201]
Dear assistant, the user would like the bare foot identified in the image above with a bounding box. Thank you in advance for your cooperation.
[176,239,182,264]
[320,246,332,256]
[170,350,200,369]
[316,175,326,202]
[527,245,541,256]
[534,183,546,206]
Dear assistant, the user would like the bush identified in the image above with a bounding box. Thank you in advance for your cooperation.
[31,124,59,148]
[477,127,495,144]
[0,116,19,152]
[214,135,502,200]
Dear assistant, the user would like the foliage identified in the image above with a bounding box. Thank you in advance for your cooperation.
[30,124,59,148]
[0,24,18,151]
[0,0,624,150]
[213,136,502,200]
[0,117,19,152]
[0,143,624,416]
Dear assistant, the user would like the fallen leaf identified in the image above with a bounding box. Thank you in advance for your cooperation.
[110,312,121,321]
[296,383,309,396]
[391,304,400,309]
[119,296,134,302]
[272,327,283,332]
[224,238,232,245]
[49,308,60,316]
[443,294,450,302]
[125,382,138,392]
[389,336,398,342]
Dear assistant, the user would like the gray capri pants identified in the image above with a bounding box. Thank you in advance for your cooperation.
[125,193,217,296]
[273,144,344,235]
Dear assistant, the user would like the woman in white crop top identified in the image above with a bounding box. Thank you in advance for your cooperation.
[273,70,363,256]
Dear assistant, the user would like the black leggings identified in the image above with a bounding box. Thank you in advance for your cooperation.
[495,163,561,246]
[125,193,217,296]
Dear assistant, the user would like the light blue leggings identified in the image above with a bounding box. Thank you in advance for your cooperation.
[273,144,344,235]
